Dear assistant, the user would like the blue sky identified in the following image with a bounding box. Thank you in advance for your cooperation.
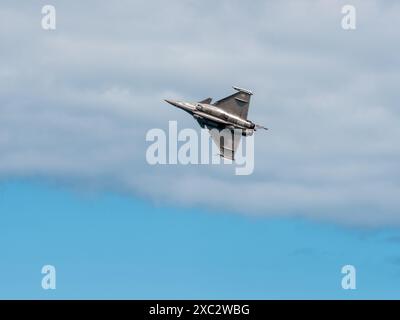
[1,181,399,299]
[1,1,400,299]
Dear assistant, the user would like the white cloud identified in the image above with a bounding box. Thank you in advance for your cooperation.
[1,0,400,225]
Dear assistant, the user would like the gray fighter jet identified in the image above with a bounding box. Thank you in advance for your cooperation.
[165,86,267,160]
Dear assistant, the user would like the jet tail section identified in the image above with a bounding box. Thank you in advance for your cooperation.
[213,86,252,120]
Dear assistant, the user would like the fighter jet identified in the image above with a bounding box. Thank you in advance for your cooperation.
[165,86,267,160]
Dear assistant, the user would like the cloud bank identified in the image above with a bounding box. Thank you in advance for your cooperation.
[1,0,400,225]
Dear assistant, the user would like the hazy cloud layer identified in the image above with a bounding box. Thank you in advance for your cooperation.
[1,0,400,225]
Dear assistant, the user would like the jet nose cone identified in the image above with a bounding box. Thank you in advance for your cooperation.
[164,99,178,106]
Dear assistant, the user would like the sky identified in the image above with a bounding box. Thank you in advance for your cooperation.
[0,0,400,299]
[1,181,400,299]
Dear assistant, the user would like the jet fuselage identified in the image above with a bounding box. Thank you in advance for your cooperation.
[164,99,255,136]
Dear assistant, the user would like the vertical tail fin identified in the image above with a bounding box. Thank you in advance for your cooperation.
[213,86,252,120]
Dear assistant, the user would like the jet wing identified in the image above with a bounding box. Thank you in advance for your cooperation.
[207,126,242,160]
